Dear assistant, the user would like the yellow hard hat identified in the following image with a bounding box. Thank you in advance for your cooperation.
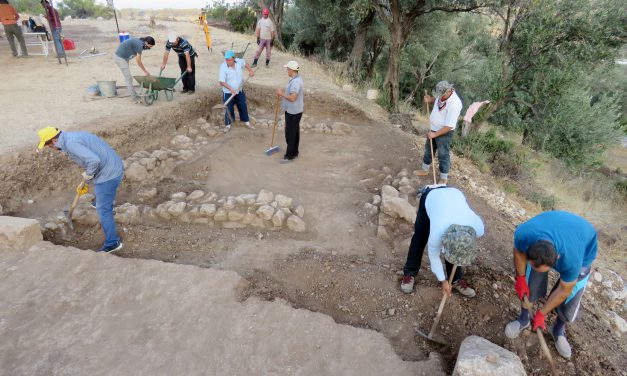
[37,127,60,150]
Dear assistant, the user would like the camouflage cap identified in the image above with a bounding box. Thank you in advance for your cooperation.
[432,81,454,98]
[441,224,478,266]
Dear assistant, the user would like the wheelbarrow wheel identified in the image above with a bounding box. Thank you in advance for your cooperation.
[165,89,174,102]
[144,90,156,106]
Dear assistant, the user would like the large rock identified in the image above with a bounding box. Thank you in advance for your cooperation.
[274,194,293,208]
[256,189,274,204]
[287,215,306,232]
[187,190,205,201]
[256,205,275,221]
[167,202,187,218]
[199,204,216,217]
[381,196,416,223]
[170,135,193,149]
[126,162,149,182]
[115,204,141,225]
[453,336,526,376]
[137,187,157,202]
[0,216,42,251]
[381,185,399,199]
[272,210,286,227]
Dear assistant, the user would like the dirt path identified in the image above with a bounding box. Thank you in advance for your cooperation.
[1,19,625,376]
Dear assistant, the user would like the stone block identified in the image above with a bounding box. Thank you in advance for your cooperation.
[0,216,43,251]
[453,336,526,376]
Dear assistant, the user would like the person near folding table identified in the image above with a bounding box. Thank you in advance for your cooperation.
[218,50,255,132]
[40,0,63,59]
[161,31,197,94]
[37,127,125,253]
[400,185,484,298]
[505,210,598,359]
[0,0,28,57]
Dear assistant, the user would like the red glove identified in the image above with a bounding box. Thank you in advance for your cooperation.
[532,310,546,331]
[515,275,530,301]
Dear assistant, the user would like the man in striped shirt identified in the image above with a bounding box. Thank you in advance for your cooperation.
[161,31,197,94]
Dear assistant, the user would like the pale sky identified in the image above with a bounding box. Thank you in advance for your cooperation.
[95,0,238,9]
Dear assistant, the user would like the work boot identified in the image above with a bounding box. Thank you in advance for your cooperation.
[97,241,123,253]
[187,90,195,95]
[452,279,476,298]
[265,59,270,67]
[550,325,572,359]
[505,319,530,339]
[251,58,258,67]
[400,275,415,294]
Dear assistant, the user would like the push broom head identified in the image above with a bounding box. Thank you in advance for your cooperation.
[265,146,280,156]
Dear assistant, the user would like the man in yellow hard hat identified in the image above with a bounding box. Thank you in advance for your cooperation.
[38,127,125,253]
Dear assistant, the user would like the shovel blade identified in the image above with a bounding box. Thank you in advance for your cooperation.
[415,327,449,345]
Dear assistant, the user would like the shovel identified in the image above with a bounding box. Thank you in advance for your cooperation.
[416,264,458,345]
[424,89,437,185]
[523,296,559,376]
[64,178,87,231]
[265,94,281,156]
[212,68,257,111]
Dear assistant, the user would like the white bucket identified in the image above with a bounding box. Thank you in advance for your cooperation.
[97,80,117,98]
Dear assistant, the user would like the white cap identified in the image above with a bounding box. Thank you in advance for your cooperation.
[283,61,300,71]
[168,31,178,43]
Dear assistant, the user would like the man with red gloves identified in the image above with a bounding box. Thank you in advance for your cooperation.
[505,211,598,359]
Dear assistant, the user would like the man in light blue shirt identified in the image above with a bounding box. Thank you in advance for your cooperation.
[276,60,304,163]
[218,50,255,132]
[37,127,124,253]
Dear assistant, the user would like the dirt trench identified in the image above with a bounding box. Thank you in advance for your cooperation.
[4,87,626,376]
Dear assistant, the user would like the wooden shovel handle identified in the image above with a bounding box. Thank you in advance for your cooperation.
[270,94,280,147]
[424,89,437,185]
[428,264,457,338]
[523,296,559,376]
[66,179,87,220]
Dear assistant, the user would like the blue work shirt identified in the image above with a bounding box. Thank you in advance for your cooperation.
[514,211,598,282]
[56,131,124,185]
[218,58,245,94]
[281,74,304,114]
[115,38,144,60]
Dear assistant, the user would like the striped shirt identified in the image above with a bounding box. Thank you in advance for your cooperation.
[165,37,196,57]
[56,131,124,185]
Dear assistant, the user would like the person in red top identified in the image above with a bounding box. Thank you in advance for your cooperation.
[40,0,64,58]
[0,0,28,57]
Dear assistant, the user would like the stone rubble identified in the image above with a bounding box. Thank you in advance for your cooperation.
[453,336,526,376]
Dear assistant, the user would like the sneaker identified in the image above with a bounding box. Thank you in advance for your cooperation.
[97,241,123,253]
[415,169,430,176]
[280,157,294,164]
[400,275,415,294]
[505,319,530,339]
[452,279,476,298]
[550,325,572,359]
[90,200,96,209]
[187,90,195,95]
[181,89,189,94]
[245,122,255,130]
[251,62,257,68]
[223,125,231,133]
[438,178,448,185]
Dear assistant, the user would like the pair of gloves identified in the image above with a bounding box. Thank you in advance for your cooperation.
[515,275,546,331]
[76,172,94,195]
[256,37,274,47]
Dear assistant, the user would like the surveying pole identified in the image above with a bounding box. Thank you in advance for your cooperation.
[107,0,120,35]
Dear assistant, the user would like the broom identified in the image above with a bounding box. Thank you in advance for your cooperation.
[265,94,281,156]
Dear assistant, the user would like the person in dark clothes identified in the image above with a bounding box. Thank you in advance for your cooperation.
[275,61,304,163]
[161,31,197,94]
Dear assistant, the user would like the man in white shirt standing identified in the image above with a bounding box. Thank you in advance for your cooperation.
[400,186,484,298]
[252,8,275,68]
[416,81,463,184]
[219,50,255,132]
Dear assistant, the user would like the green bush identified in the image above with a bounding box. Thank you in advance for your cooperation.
[226,7,256,33]
[452,128,525,178]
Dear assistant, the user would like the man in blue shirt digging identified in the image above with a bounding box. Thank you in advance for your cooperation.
[37,127,125,253]
[505,211,598,359]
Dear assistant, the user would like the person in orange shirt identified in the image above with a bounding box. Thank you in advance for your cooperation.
[0,0,28,57]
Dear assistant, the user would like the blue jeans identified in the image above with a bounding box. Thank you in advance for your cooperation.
[51,28,65,58]
[94,175,122,247]
[223,90,250,125]
[422,131,453,178]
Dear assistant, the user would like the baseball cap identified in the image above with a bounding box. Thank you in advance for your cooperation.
[283,60,300,71]
[168,31,178,43]
[224,50,235,59]
[37,127,60,150]
[433,81,454,98]
[441,224,478,266]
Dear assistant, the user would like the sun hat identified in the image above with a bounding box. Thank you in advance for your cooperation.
[441,224,478,266]
[37,127,60,150]
[283,60,300,71]
[168,31,178,43]
[433,81,454,98]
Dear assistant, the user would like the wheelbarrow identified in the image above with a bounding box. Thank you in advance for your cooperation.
[133,70,187,106]
[222,42,250,59]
